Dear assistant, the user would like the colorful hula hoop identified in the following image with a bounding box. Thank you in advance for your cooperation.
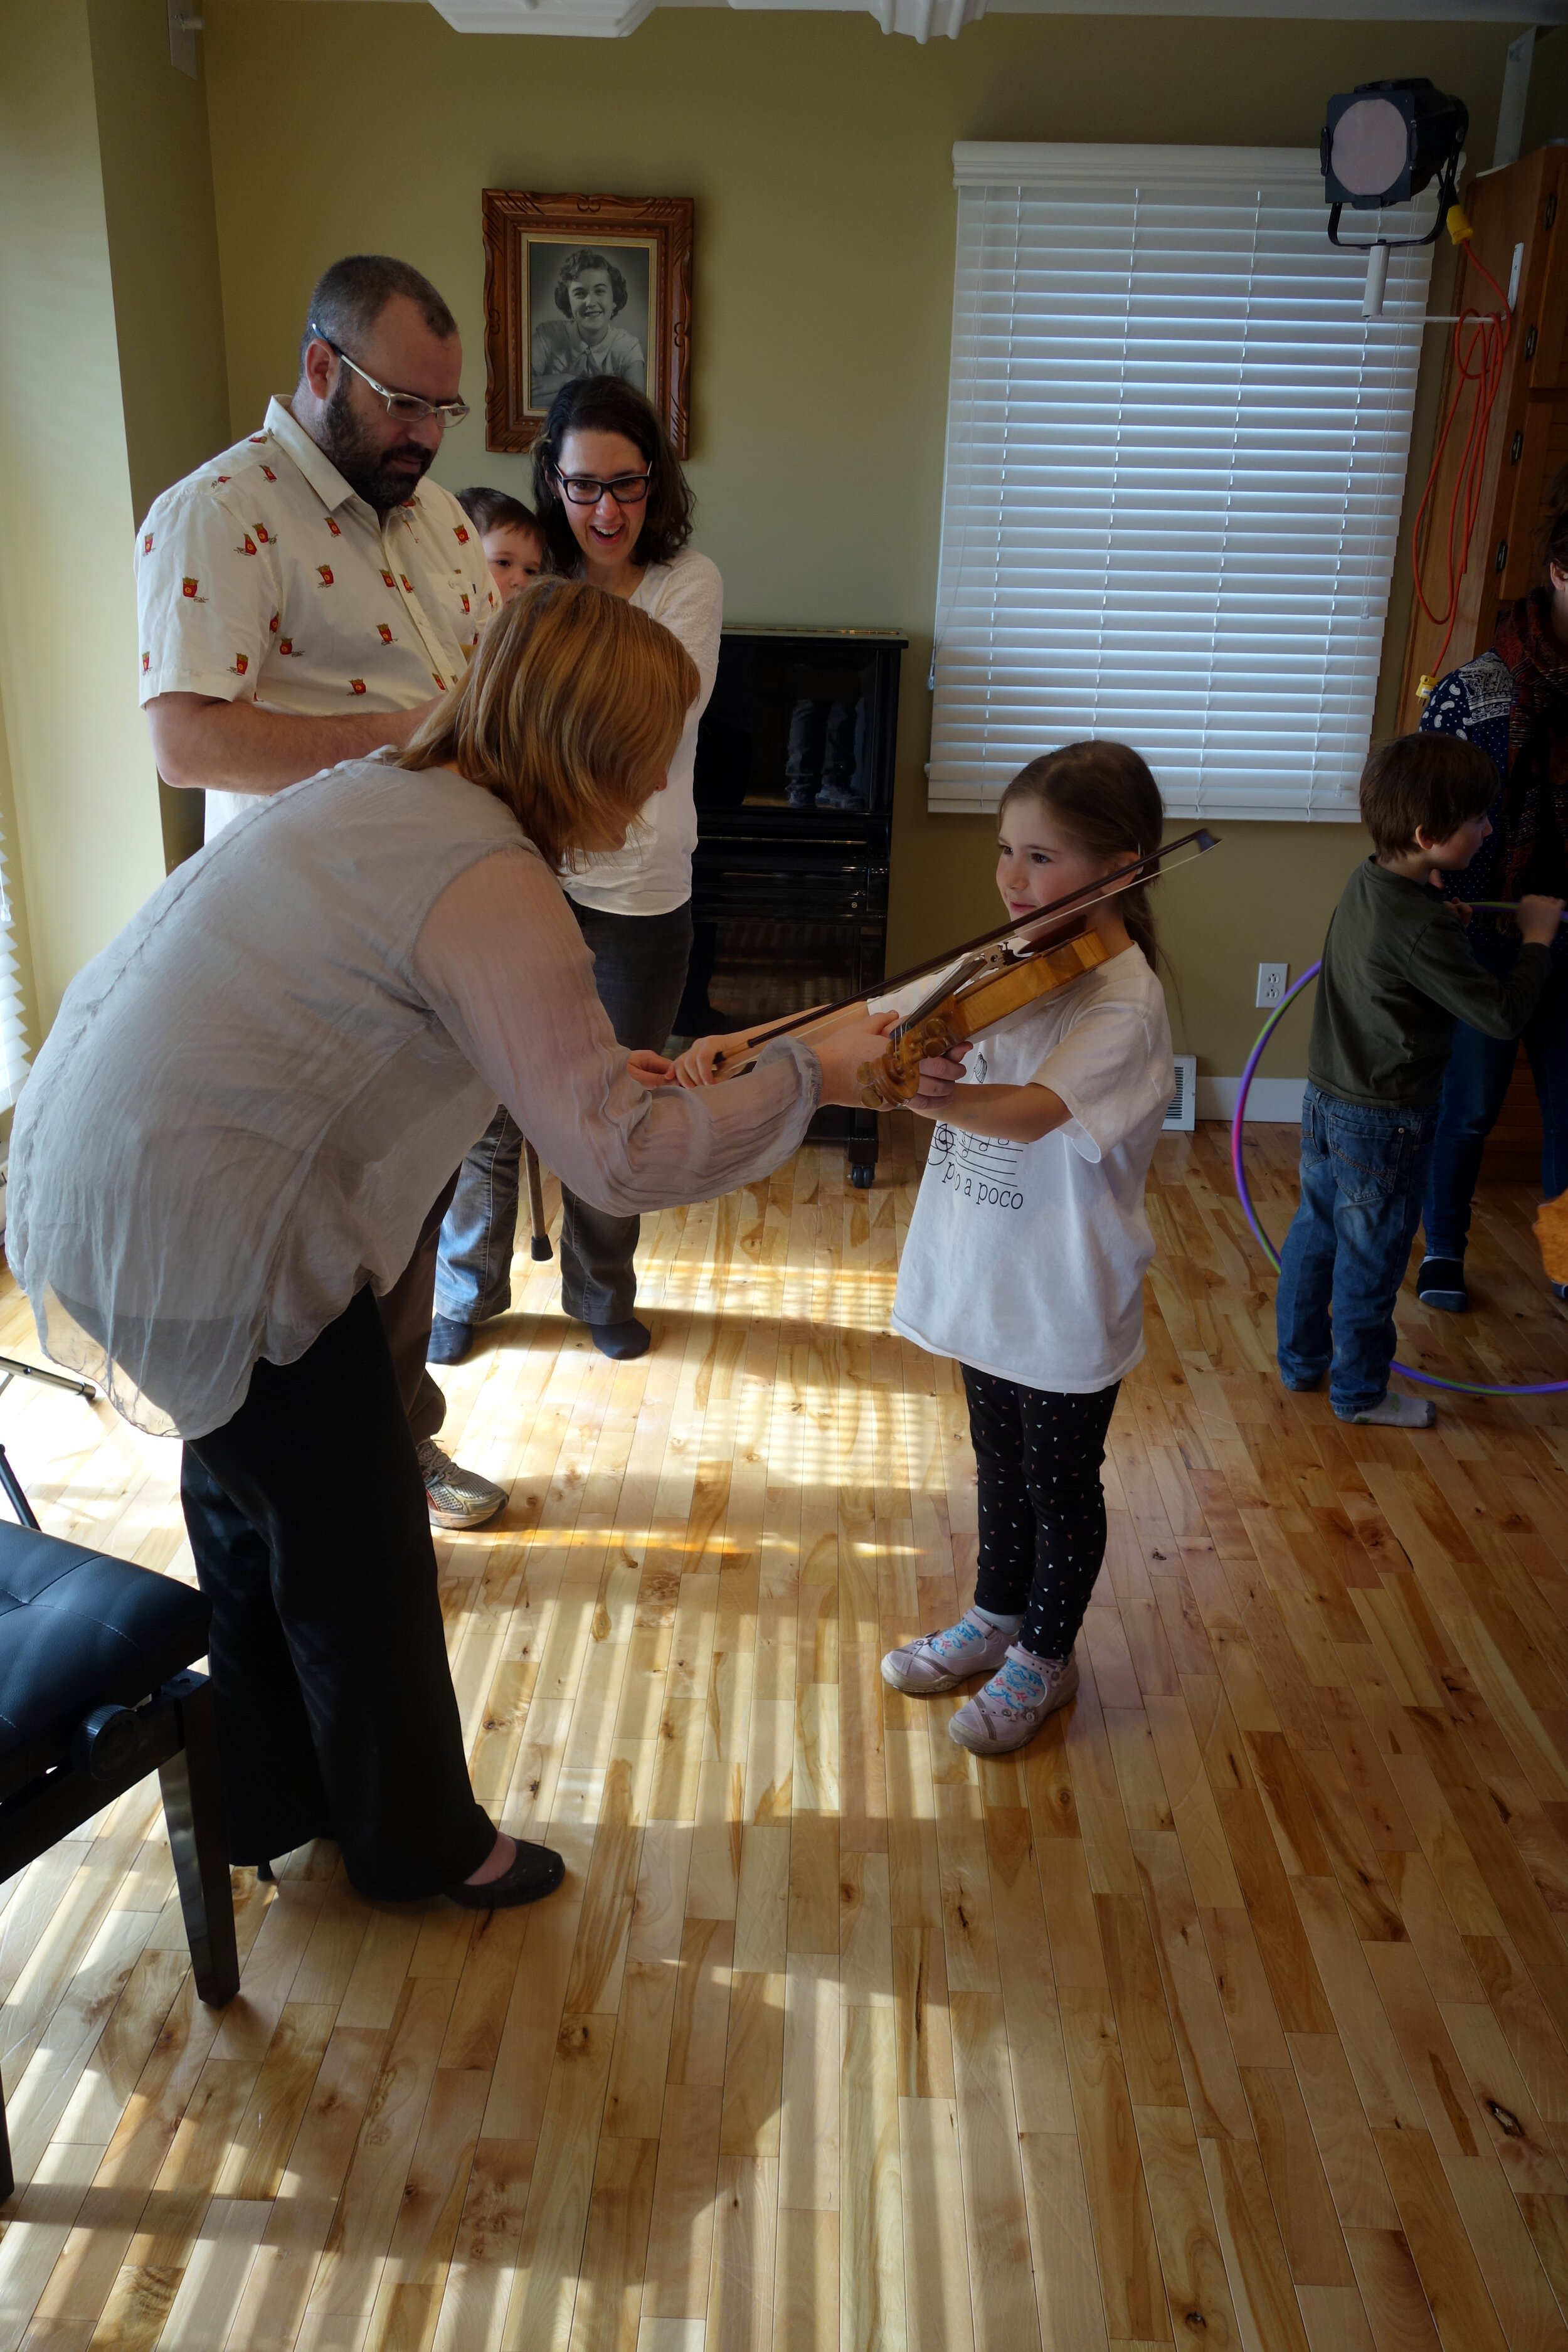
[1229,961,1568,1399]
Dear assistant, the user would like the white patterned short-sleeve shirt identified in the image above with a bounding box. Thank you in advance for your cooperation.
[136,395,497,835]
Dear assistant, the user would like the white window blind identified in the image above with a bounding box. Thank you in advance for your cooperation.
[928,143,1434,819]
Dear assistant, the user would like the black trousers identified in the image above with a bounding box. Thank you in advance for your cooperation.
[963,1365,1121,1662]
[558,898,694,1325]
[179,1285,495,1899]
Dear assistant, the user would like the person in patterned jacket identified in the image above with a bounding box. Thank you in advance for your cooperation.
[1416,474,1568,1313]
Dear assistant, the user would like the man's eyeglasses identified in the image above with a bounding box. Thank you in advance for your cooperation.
[310,327,470,428]
[553,469,652,507]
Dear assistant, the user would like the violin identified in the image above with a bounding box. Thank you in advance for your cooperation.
[707,827,1217,1104]
[854,928,1111,1108]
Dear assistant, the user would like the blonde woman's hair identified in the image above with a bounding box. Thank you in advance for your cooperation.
[398,576,697,867]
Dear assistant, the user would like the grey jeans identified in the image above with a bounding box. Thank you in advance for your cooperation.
[433,897,693,1330]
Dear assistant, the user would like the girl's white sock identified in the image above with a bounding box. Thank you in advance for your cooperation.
[972,1605,1024,1633]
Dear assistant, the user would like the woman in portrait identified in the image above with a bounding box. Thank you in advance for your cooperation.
[433,378,720,1364]
[8,579,889,1910]
[529,247,647,406]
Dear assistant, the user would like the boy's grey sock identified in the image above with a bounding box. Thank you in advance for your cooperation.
[972,1604,1025,1633]
[1340,1392,1436,1429]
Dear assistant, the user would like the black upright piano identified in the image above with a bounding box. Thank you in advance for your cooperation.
[677,626,907,1189]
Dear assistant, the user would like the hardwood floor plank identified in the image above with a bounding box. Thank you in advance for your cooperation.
[564,2135,659,2352]
[840,2004,904,2352]
[1287,2036,1398,2232]
[1238,2065,1354,2288]
[1017,2131,1110,2352]
[427,2139,536,2352]
[1132,2102,1240,2349]
[1372,2128,1509,2352]
[499,2012,616,2350]
[305,1978,457,2330]
[1057,1989,1167,2344]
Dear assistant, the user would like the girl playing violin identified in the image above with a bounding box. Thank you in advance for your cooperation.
[879,741,1175,1753]
[673,739,1175,1755]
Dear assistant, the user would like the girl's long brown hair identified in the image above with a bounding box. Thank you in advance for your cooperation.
[398,576,697,868]
[1000,741,1165,970]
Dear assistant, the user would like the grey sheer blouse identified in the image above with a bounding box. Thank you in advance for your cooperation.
[8,760,817,1438]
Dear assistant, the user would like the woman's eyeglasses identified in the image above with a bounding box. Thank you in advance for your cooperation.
[553,469,652,507]
[310,327,470,427]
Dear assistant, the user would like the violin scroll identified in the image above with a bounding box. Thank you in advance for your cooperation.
[857,1016,958,1111]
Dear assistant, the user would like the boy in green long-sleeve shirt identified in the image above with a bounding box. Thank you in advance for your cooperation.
[1276,734,1562,1427]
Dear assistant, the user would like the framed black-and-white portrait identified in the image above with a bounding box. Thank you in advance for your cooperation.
[482,191,694,455]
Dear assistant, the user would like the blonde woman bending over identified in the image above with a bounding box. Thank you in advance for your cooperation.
[9,580,891,1912]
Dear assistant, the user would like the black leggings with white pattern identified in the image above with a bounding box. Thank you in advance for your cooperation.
[962,1365,1121,1662]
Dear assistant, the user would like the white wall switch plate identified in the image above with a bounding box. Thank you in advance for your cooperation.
[1256,962,1289,1009]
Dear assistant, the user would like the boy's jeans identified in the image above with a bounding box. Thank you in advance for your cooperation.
[1422,931,1568,1261]
[1276,1083,1438,1417]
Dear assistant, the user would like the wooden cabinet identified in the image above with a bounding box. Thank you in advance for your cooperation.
[1396,146,1568,734]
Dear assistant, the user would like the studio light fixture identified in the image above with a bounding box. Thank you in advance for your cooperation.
[1320,77,1468,314]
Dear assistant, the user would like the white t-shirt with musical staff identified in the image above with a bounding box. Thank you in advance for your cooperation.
[886,945,1174,1392]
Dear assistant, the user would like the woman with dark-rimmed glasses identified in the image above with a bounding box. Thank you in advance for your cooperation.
[431,378,720,1365]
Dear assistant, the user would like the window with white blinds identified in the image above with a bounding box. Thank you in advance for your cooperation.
[928,143,1434,819]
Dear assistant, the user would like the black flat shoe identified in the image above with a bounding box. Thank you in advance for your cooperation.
[427,1316,474,1365]
[1416,1256,1468,1313]
[588,1317,651,1361]
[448,1839,565,1909]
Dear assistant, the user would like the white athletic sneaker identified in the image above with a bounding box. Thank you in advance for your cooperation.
[880,1608,1017,1695]
[948,1645,1080,1755]
[416,1438,507,1530]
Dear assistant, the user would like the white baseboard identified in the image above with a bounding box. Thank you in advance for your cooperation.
[1195,1075,1305,1125]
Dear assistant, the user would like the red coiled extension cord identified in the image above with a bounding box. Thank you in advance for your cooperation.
[1411,223,1513,697]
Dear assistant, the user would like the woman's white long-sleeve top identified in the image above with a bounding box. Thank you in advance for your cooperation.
[559,549,721,916]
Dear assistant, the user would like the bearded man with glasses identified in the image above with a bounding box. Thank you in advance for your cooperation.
[136,252,506,1536]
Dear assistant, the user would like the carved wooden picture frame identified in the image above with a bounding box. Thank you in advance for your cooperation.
[482,189,694,455]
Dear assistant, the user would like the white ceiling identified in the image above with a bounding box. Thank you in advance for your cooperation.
[312,0,1568,42]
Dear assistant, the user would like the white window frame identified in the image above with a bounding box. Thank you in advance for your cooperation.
[928,142,1434,821]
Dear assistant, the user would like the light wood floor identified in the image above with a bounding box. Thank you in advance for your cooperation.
[5,1121,1568,2352]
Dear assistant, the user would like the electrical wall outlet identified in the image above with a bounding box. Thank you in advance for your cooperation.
[1256,962,1289,1009]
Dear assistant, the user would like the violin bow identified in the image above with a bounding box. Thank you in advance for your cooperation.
[721,825,1218,1061]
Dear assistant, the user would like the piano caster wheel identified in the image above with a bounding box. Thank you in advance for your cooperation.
[849,1165,874,1191]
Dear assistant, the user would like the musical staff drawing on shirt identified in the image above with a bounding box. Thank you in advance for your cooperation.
[955,1131,1022,1184]
[928,1123,1027,1212]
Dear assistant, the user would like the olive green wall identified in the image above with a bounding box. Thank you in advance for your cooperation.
[87,0,231,871]
[200,2,1522,1074]
[0,0,167,1041]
